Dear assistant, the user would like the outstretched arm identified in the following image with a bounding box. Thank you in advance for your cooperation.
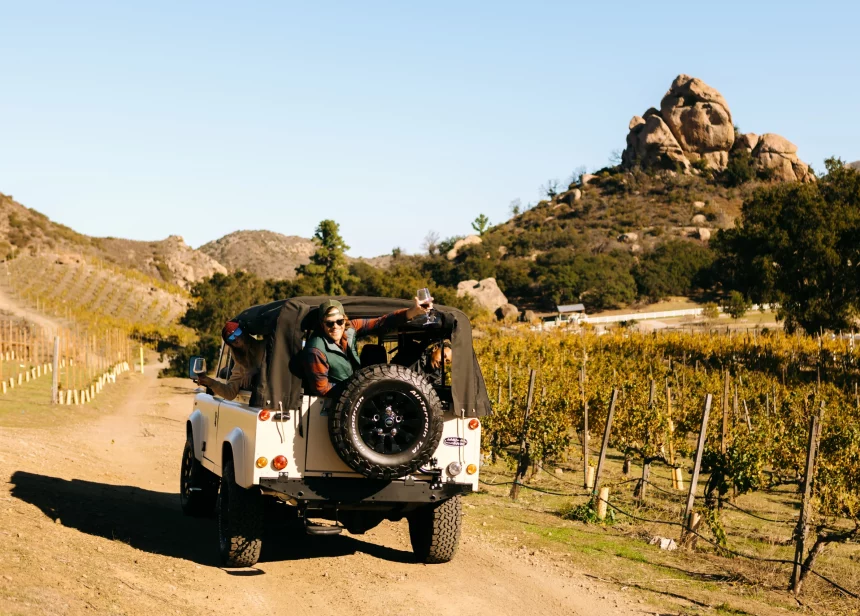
[352,297,433,338]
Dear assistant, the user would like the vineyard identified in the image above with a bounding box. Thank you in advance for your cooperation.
[0,252,187,408]
[3,253,191,343]
[475,326,860,605]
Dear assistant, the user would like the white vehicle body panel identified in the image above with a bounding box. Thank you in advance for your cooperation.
[193,390,481,491]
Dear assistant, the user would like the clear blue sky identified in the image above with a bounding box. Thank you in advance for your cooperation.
[1,1,857,257]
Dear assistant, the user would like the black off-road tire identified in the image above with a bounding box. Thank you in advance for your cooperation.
[329,364,444,480]
[218,459,263,567]
[179,436,218,517]
[408,495,462,564]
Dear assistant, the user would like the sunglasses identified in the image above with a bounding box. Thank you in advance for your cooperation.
[226,326,243,342]
[324,319,345,328]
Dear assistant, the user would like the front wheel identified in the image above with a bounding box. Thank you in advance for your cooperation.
[179,437,218,517]
[218,459,263,567]
[408,496,462,564]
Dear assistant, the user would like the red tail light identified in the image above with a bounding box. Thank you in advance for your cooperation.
[272,455,287,470]
[468,418,480,430]
[258,410,271,421]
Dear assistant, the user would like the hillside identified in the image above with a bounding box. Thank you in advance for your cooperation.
[198,230,316,280]
[199,229,393,280]
[3,253,188,337]
[0,192,225,289]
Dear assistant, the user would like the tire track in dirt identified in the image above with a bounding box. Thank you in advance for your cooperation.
[0,363,647,616]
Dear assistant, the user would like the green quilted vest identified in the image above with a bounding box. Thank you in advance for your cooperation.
[307,328,361,385]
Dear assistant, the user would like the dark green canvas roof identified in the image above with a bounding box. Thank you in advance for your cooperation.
[233,296,492,417]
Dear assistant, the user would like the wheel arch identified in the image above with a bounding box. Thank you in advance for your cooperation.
[188,409,206,458]
[221,428,250,488]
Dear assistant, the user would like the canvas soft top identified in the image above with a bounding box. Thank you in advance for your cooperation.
[232,296,493,417]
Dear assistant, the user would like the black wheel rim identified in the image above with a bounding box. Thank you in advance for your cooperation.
[356,391,425,455]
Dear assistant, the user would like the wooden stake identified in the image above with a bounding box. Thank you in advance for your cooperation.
[682,394,712,546]
[596,487,610,521]
[791,414,819,593]
[510,369,537,500]
[592,388,618,498]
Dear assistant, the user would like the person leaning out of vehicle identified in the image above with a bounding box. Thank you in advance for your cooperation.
[195,321,265,401]
[303,297,432,397]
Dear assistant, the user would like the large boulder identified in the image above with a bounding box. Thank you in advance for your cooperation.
[446,235,482,260]
[732,132,760,154]
[622,109,690,171]
[752,134,816,183]
[456,278,508,313]
[495,303,520,322]
[659,75,734,170]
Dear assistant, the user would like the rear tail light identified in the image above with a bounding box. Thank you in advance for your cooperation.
[272,455,288,470]
[258,410,271,421]
[468,418,480,430]
[446,462,463,477]
[255,457,268,468]
[466,464,477,475]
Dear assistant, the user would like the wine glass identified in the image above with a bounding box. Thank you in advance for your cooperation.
[417,288,438,326]
[191,357,206,381]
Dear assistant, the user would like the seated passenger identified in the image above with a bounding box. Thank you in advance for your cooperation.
[302,298,431,397]
[196,321,265,401]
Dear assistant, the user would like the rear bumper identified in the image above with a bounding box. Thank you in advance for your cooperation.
[259,476,473,503]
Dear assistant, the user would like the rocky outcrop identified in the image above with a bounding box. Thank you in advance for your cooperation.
[446,235,482,260]
[622,110,689,171]
[732,132,759,154]
[659,74,734,169]
[456,278,508,313]
[622,75,813,180]
[155,235,227,288]
[751,134,815,183]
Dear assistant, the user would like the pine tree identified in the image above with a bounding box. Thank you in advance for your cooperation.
[297,219,355,295]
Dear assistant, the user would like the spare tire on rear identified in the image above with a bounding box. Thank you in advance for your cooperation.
[329,364,444,479]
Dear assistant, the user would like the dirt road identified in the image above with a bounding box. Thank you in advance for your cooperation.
[0,363,646,616]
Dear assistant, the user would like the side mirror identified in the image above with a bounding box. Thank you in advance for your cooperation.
[189,356,206,380]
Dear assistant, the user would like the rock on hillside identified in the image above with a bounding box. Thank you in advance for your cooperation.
[622,74,813,181]
[199,230,316,280]
[848,161,860,171]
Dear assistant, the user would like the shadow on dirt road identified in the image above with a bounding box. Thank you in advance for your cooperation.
[10,471,415,567]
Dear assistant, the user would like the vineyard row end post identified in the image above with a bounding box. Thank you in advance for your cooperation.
[592,388,618,501]
[510,369,536,501]
[681,393,712,547]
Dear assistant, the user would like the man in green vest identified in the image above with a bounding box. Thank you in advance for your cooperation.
[302,297,432,396]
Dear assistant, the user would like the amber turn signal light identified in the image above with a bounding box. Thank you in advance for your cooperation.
[258,410,271,421]
[466,464,477,475]
[255,457,268,469]
[468,418,480,430]
[272,455,288,470]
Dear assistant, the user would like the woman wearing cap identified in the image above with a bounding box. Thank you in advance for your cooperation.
[303,297,431,397]
[195,321,266,401]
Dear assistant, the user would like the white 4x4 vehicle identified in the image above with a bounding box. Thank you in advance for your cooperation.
[180,297,492,566]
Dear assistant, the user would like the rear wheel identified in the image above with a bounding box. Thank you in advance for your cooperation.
[218,459,263,567]
[179,436,218,517]
[408,496,462,564]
